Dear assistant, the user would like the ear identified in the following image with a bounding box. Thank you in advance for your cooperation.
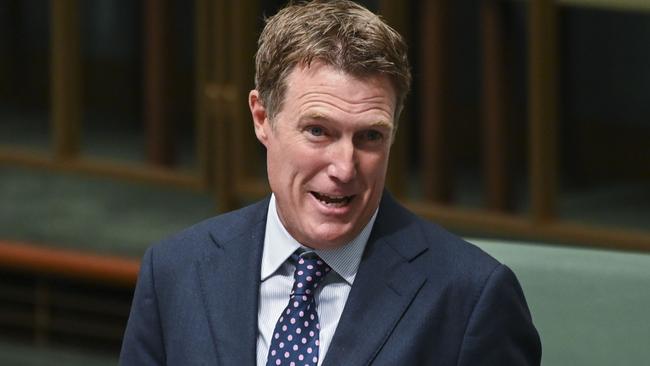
[249,90,270,148]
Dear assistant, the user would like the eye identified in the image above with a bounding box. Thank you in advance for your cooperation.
[363,130,383,142]
[307,126,325,137]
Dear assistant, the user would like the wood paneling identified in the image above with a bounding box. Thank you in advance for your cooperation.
[481,0,511,211]
[50,0,81,160]
[419,0,453,203]
[0,241,139,287]
[143,0,174,166]
[529,0,558,221]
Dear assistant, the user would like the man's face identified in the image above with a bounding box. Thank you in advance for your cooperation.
[250,62,396,249]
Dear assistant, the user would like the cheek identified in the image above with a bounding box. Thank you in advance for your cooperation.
[268,142,324,184]
[289,140,328,167]
[361,151,390,179]
[266,142,292,189]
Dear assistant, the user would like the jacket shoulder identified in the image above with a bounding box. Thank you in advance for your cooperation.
[380,194,502,280]
[144,198,269,268]
[417,215,501,272]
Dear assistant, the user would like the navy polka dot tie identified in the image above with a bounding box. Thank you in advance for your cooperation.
[266,252,331,366]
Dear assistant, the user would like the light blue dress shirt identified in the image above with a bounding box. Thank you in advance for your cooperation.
[256,194,378,366]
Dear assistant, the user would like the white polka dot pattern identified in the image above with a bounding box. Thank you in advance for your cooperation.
[266,253,330,366]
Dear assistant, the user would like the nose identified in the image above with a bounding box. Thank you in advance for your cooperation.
[327,139,357,183]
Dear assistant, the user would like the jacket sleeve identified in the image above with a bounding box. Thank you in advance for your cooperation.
[456,264,542,366]
[120,247,166,365]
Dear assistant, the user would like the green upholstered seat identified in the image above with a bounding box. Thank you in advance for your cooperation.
[471,238,650,366]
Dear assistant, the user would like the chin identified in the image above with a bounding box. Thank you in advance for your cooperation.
[305,225,356,249]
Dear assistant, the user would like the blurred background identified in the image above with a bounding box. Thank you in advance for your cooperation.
[0,0,648,365]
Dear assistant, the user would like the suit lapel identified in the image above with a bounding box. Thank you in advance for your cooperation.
[323,194,429,366]
[196,200,268,365]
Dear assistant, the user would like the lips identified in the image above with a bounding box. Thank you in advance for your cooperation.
[310,191,354,207]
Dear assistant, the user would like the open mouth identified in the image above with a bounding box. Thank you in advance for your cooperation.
[311,192,354,207]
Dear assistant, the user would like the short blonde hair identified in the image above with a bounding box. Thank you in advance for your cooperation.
[255,0,411,125]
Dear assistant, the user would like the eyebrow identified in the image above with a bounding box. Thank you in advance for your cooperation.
[304,112,326,120]
[369,120,393,130]
[302,113,393,130]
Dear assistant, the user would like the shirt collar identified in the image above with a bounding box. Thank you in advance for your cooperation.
[260,194,378,285]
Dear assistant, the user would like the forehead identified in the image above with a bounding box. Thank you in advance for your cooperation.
[282,63,397,118]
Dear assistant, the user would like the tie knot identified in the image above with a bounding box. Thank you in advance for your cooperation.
[291,253,331,296]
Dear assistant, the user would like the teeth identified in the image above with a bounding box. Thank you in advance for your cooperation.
[312,192,352,207]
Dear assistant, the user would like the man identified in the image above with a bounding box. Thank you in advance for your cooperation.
[120,1,541,365]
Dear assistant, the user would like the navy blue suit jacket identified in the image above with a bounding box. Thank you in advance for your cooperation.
[120,193,541,365]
